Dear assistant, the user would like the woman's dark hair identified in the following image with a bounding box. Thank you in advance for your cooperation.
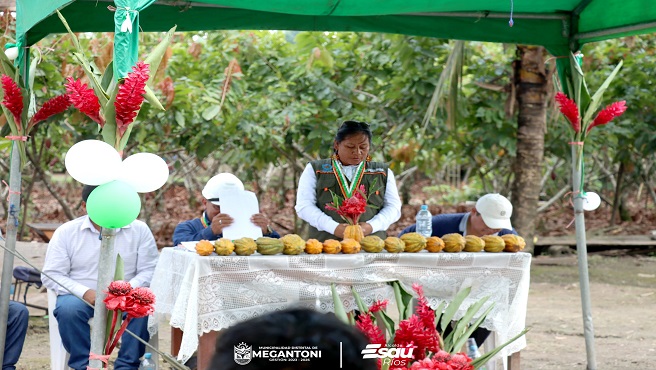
[210,308,377,370]
[81,185,98,202]
[334,120,372,145]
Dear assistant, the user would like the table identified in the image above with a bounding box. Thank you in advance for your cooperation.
[149,248,531,367]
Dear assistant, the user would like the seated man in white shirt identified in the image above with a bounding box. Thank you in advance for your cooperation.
[41,185,159,370]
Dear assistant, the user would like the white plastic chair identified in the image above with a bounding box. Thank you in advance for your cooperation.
[47,289,69,370]
[47,289,159,370]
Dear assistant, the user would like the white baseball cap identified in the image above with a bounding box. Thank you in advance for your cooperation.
[475,193,513,230]
[201,173,244,206]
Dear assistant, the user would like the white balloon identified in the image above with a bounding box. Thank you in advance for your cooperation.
[582,192,601,211]
[64,140,122,185]
[117,153,169,193]
[4,47,18,61]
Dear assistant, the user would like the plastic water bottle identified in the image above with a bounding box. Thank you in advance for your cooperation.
[467,337,482,359]
[415,205,432,237]
[139,353,155,370]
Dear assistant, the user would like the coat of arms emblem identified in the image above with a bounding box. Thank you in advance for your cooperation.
[234,342,252,365]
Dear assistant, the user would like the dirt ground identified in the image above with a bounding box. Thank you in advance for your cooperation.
[5,243,655,370]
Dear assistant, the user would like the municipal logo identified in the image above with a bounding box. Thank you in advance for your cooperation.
[234,342,252,365]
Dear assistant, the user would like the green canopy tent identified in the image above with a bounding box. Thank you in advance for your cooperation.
[3,1,656,369]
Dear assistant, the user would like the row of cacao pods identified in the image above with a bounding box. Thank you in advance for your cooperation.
[195,232,526,256]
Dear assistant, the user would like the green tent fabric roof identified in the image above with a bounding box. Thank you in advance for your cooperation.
[16,0,656,56]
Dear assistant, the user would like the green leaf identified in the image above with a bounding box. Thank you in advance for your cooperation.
[378,310,396,342]
[440,286,471,332]
[101,83,119,148]
[202,105,221,121]
[144,85,165,111]
[471,328,529,368]
[351,286,368,314]
[144,26,177,86]
[331,283,349,324]
[101,62,114,91]
[114,254,125,281]
[581,60,624,130]
[391,281,413,320]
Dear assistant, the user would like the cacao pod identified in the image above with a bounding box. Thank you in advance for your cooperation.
[213,238,235,256]
[323,239,342,254]
[341,238,362,254]
[256,237,284,255]
[281,234,305,255]
[482,235,505,252]
[442,233,465,253]
[384,237,405,253]
[361,235,384,253]
[233,237,257,256]
[305,239,323,254]
[195,240,214,256]
[344,224,364,242]
[464,235,485,252]
[501,234,526,252]
[426,236,445,253]
[400,232,426,253]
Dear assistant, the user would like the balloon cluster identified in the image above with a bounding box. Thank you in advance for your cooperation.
[65,140,169,228]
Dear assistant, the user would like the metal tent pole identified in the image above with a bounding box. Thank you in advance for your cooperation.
[571,144,597,370]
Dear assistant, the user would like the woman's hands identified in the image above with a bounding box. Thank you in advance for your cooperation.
[334,222,373,238]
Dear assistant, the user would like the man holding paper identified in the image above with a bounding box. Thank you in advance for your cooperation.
[172,173,280,246]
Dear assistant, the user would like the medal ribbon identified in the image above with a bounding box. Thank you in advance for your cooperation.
[332,159,366,198]
[200,212,210,228]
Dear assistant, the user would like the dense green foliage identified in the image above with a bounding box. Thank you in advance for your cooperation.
[1,28,655,211]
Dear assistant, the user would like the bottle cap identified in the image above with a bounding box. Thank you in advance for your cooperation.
[420,204,428,210]
[144,353,152,359]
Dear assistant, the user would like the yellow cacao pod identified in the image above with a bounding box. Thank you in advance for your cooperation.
[341,238,362,254]
[281,234,305,255]
[256,237,284,255]
[442,233,465,253]
[361,235,384,253]
[213,238,235,256]
[384,237,405,253]
[233,237,257,256]
[501,234,526,252]
[482,235,505,252]
[400,232,427,253]
[304,239,323,254]
[195,240,214,256]
[464,235,485,252]
[344,224,364,242]
[426,236,445,253]
[323,239,342,254]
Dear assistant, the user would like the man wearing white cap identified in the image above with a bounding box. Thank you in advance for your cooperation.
[399,193,516,238]
[172,173,279,246]
[398,193,516,348]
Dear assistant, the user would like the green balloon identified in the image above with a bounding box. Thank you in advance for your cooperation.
[86,181,141,229]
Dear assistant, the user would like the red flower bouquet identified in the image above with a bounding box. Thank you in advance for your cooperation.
[332,282,528,370]
[102,281,156,361]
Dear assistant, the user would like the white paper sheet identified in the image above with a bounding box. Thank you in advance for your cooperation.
[220,190,263,240]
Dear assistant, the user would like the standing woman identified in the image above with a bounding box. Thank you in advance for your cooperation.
[295,120,402,242]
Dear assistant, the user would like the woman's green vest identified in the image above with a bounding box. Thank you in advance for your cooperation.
[308,159,388,242]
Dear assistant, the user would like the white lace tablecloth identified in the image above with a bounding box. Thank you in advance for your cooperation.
[148,248,531,363]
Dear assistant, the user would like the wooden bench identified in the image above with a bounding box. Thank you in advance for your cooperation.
[26,222,62,243]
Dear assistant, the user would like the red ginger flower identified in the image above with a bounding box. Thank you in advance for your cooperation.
[587,100,627,133]
[1,75,24,130]
[325,185,368,225]
[355,313,386,346]
[115,62,149,136]
[65,77,104,127]
[29,94,71,130]
[394,315,440,361]
[409,351,473,370]
[369,299,388,313]
[125,286,156,318]
[555,92,580,133]
[413,283,438,331]
[104,280,133,311]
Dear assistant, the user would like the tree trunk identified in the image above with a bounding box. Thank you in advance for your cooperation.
[510,45,548,253]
